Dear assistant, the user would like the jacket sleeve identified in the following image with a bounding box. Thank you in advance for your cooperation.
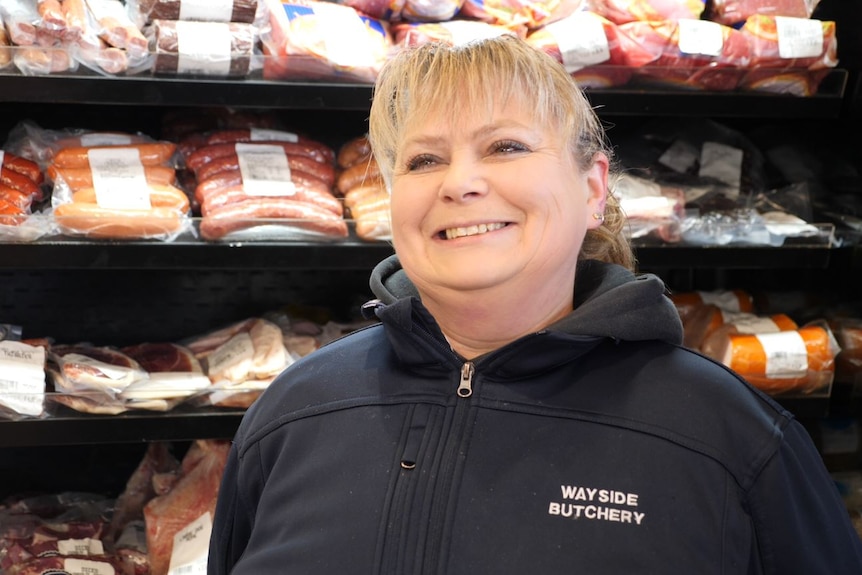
[747,419,862,574]
[208,439,254,575]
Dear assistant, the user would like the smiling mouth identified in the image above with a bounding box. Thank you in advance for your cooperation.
[441,222,508,240]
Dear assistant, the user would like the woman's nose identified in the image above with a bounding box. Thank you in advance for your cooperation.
[438,157,489,202]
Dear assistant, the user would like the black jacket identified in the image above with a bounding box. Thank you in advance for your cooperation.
[208,257,862,574]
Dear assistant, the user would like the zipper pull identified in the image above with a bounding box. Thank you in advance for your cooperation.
[457,362,474,398]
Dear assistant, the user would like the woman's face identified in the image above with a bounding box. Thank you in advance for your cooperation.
[389,98,608,303]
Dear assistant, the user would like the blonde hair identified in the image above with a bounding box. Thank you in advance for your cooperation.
[368,35,635,271]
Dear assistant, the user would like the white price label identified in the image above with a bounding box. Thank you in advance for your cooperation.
[678,19,723,57]
[776,17,823,59]
[64,558,115,575]
[176,21,232,76]
[236,143,296,196]
[167,512,213,575]
[88,148,151,210]
[698,141,743,190]
[313,2,375,69]
[180,0,233,22]
[250,129,299,143]
[757,330,809,377]
[547,12,610,72]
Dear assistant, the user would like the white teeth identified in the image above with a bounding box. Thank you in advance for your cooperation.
[444,222,505,240]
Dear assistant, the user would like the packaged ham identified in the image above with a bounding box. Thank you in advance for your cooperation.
[118,342,212,409]
[526,10,651,89]
[260,0,391,83]
[738,15,838,96]
[131,0,262,24]
[148,19,259,77]
[619,18,751,91]
[706,0,819,27]
[344,0,464,22]
[614,174,685,243]
[459,0,585,29]
[144,439,230,575]
[46,343,151,414]
[586,0,705,24]
[703,321,839,395]
[183,317,292,407]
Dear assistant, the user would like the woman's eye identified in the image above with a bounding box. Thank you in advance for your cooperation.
[492,140,528,154]
[406,154,437,171]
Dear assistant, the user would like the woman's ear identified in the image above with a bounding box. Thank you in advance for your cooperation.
[584,153,609,230]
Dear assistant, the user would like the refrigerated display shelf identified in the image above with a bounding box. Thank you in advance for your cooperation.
[0,69,849,117]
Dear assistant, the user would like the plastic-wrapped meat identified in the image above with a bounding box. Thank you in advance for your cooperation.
[738,15,837,96]
[261,0,391,83]
[392,20,519,49]
[344,0,463,22]
[614,174,685,243]
[149,19,257,77]
[707,0,817,27]
[620,19,751,91]
[459,0,584,29]
[144,440,230,575]
[586,0,705,24]
[49,344,147,394]
[5,555,124,575]
[108,442,181,545]
[527,10,651,88]
[137,0,261,24]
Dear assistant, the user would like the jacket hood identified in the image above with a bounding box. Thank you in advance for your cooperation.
[368,254,682,345]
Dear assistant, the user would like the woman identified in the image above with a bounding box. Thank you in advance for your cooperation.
[208,36,862,574]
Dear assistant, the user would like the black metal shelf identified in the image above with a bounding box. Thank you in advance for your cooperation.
[0,69,848,117]
[0,406,244,447]
[0,239,848,270]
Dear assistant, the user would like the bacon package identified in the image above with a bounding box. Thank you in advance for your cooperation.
[526,10,653,88]
[620,18,751,90]
[586,0,705,24]
[738,15,838,96]
[261,0,391,83]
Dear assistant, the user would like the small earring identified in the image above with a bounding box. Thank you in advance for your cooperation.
[592,212,605,224]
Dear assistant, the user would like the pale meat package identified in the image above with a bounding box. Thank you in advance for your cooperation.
[260,0,392,82]
[459,0,585,29]
[183,317,293,408]
[344,0,464,22]
[0,0,80,75]
[337,135,391,242]
[31,126,196,242]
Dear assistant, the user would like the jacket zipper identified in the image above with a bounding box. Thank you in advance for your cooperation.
[422,360,475,573]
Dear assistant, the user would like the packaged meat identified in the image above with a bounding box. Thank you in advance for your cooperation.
[345,183,391,241]
[699,311,798,357]
[704,322,839,395]
[619,18,751,91]
[459,0,584,29]
[671,289,755,319]
[707,0,818,27]
[738,15,838,96]
[148,19,258,77]
[144,440,230,575]
[261,0,391,83]
[586,0,705,24]
[614,174,685,243]
[344,0,464,22]
[87,0,150,59]
[392,19,520,50]
[526,10,649,89]
[132,0,262,24]
[199,196,350,241]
